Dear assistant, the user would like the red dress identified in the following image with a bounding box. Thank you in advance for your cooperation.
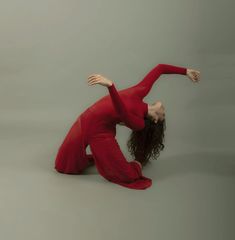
[54,64,187,190]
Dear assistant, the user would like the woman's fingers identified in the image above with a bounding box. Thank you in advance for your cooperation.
[187,69,200,83]
[88,74,101,79]
[191,71,200,82]
[88,76,100,81]
[194,71,200,80]
[87,75,102,85]
[87,74,112,87]
[88,79,100,85]
[195,73,200,81]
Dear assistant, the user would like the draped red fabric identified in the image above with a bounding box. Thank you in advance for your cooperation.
[55,63,187,189]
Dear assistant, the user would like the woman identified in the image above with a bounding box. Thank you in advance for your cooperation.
[54,63,200,190]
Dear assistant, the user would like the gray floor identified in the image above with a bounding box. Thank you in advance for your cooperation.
[0,123,234,240]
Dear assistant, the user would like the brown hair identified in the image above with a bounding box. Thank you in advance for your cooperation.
[127,117,166,167]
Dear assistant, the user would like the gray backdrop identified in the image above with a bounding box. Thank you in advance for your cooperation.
[0,1,234,240]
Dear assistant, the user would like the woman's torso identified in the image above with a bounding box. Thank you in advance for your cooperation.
[79,91,146,143]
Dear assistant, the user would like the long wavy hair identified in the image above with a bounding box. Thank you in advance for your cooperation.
[127,117,166,167]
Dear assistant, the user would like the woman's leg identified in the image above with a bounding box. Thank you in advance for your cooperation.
[89,134,152,190]
[54,116,91,174]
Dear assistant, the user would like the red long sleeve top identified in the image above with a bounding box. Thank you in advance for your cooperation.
[81,63,187,189]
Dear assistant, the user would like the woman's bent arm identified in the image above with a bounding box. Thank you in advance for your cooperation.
[107,83,145,131]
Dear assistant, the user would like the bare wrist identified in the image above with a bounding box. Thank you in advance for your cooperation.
[107,81,113,87]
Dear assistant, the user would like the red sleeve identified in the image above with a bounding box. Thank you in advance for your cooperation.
[107,83,145,131]
[128,63,187,99]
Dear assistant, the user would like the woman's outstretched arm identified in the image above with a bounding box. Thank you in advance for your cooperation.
[129,63,188,99]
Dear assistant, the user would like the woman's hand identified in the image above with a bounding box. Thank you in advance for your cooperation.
[87,74,113,87]
[186,68,200,83]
